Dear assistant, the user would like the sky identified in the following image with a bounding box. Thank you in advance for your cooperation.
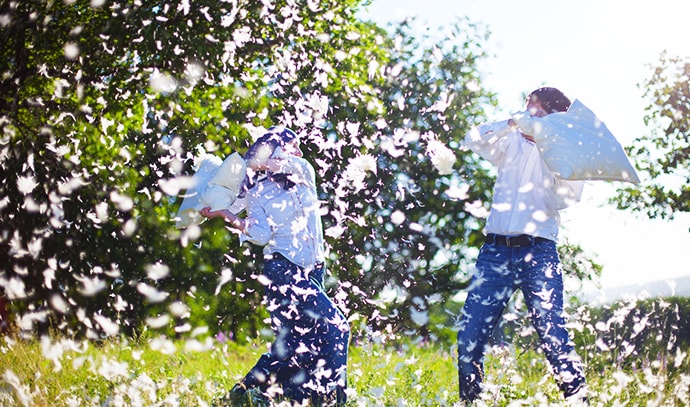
[360,0,690,291]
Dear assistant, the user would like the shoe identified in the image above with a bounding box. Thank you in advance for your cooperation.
[564,383,589,406]
[213,382,271,407]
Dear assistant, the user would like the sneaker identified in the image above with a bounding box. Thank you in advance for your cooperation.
[245,388,271,407]
[213,383,271,407]
[564,383,589,406]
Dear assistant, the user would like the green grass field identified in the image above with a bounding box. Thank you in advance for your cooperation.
[1,331,688,406]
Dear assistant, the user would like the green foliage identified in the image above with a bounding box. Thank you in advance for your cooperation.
[0,0,603,345]
[0,0,498,340]
[0,333,264,406]
[0,0,392,339]
[347,342,459,405]
[573,297,690,372]
[558,241,603,293]
[2,324,690,406]
[326,16,497,336]
[614,51,690,220]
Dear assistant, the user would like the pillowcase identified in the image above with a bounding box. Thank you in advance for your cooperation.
[513,99,640,183]
[175,152,247,228]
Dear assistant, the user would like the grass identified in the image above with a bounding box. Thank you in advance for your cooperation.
[1,331,689,406]
[0,334,265,406]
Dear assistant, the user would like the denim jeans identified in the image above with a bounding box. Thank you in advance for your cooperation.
[243,254,350,406]
[457,239,585,401]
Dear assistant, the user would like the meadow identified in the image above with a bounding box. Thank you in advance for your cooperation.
[1,297,690,406]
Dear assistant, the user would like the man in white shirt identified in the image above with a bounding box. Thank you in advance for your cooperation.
[202,127,349,406]
[458,88,587,404]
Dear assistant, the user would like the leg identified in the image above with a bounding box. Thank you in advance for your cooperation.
[518,241,586,398]
[245,257,349,405]
[457,243,516,402]
[296,284,350,406]
[238,257,302,398]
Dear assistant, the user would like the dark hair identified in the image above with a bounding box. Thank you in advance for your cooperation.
[239,126,299,197]
[527,87,571,114]
[242,126,297,164]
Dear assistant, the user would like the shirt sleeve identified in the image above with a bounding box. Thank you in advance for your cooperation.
[464,120,516,166]
[239,194,272,246]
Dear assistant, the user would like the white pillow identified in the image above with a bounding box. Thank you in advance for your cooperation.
[208,152,247,191]
[175,152,247,228]
[513,99,640,183]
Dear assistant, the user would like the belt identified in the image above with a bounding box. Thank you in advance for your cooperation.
[268,252,324,269]
[485,233,551,247]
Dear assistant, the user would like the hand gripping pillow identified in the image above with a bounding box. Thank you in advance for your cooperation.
[513,99,640,183]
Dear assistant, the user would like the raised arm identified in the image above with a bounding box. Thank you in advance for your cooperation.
[464,120,516,166]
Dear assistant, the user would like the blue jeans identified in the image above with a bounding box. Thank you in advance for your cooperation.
[457,239,585,401]
[243,254,350,406]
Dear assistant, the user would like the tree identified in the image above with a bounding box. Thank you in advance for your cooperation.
[0,0,597,341]
[320,17,497,335]
[0,0,381,338]
[614,52,690,221]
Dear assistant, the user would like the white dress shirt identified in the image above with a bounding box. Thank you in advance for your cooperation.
[465,120,584,242]
[240,157,325,269]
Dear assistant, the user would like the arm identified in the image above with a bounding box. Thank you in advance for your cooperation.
[510,107,549,143]
[200,207,247,232]
[508,118,534,142]
[201,205,272,245]
[464,120,516,166]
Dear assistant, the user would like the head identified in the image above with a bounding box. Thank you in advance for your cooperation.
[243,126,300,170]
[526,87,571,116]
[239,126,301,197]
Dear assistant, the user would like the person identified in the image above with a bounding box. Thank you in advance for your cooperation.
[457,87,587,403]
[202,127,350,406]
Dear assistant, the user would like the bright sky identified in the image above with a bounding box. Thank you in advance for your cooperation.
[361,0,690,290]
